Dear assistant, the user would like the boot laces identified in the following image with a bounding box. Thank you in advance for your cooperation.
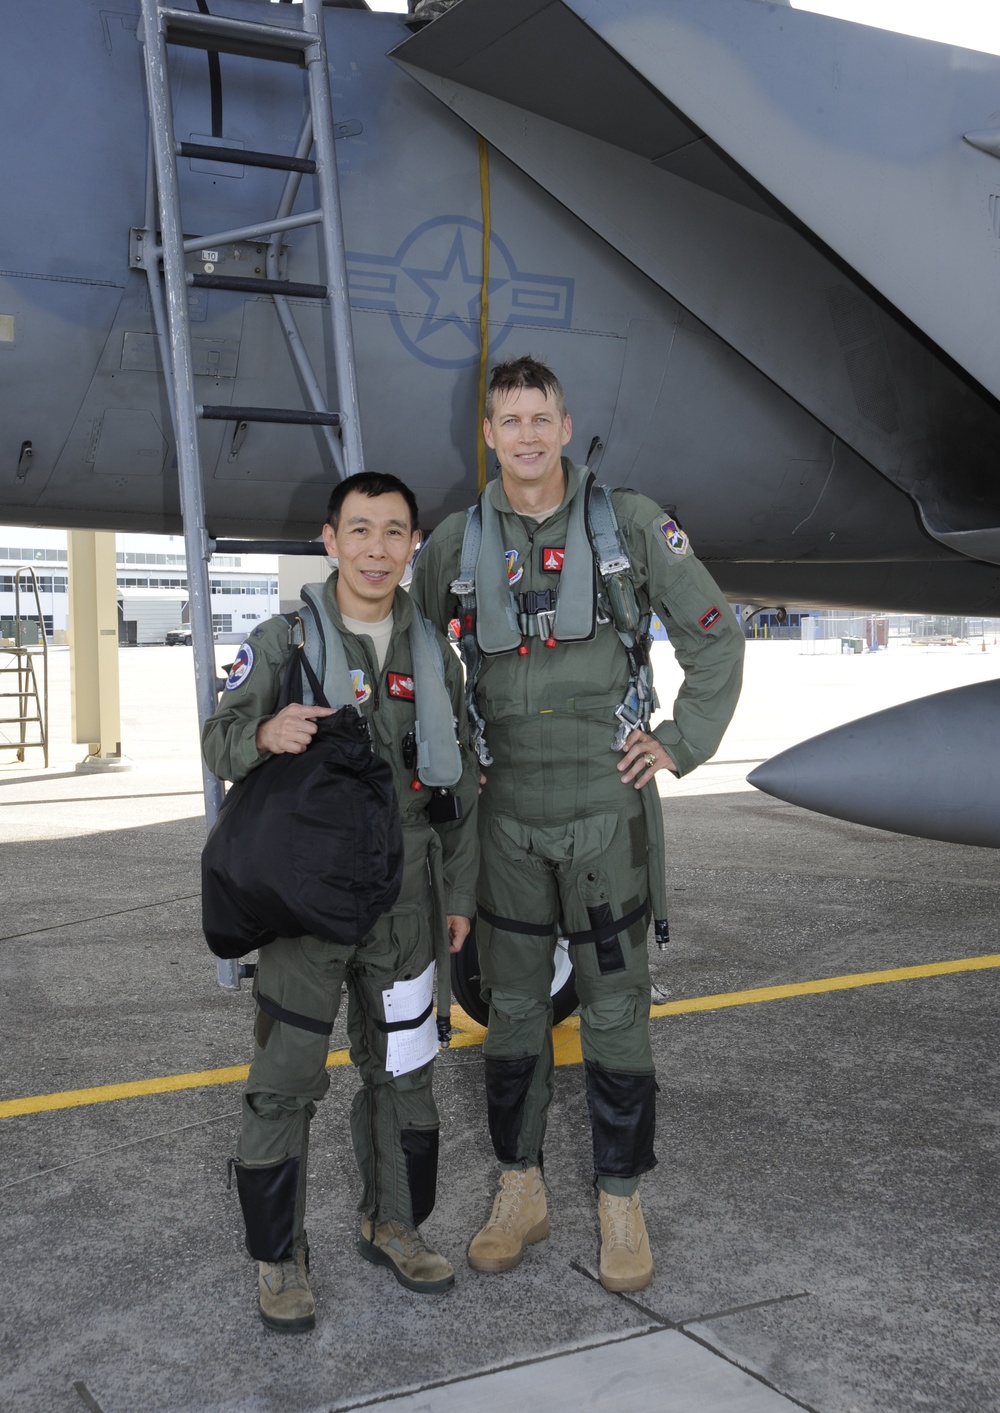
[602,1195,640,1252]
[488,1170,530,1233]
[263,1251,309,1294]
[381,1219,431,1257]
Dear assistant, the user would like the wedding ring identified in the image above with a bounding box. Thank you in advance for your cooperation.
[642,751,656,768]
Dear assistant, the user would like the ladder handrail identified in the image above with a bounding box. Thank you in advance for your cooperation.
[0,566,50,766]
[138,0,366,988]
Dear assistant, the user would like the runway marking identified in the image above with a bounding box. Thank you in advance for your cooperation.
[2,952,998,1119]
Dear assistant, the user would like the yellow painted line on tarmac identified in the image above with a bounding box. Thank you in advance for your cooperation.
[2,953,997,1119]
[647,952,1000,1019]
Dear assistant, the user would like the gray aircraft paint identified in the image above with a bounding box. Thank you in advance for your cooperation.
[748,680,1000,848]
[2,0,1000,843]
[0,0,996,604]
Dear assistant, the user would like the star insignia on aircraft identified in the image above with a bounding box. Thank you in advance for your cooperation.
[347,216,574,370]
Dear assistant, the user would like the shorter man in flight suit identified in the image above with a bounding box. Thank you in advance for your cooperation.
[203,472,478,1331]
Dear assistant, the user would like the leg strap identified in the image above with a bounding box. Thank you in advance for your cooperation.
[256,988,334,1038]
[566,898,650,975]
[478,905,555,938]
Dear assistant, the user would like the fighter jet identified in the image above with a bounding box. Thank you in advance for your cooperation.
[2,0,999,860]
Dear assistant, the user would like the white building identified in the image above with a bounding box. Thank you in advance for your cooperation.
[0,529,279,645]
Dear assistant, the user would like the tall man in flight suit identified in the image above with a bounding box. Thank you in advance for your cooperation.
[410,357,744,1293]
[203,472,479,1332]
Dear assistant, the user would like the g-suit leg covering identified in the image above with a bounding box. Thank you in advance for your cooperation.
[584,1061,657,1180]
[233,1155,301,1263]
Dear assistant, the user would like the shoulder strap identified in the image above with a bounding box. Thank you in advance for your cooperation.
[408,611,463,788]
[278,613,329,710]
[300,584,358,709]
[452,501,482,598]
[588,486,658,746]
[450,504,493,766]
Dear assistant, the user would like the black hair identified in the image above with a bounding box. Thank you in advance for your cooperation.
[325,472,419,534]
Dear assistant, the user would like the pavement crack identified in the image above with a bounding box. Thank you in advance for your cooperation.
[326,1326,665,1411]
[0,894,200,943]
[72,1382,106,1413]
[569,1258,678,1326]
[681,1326,822,1412]
[570,1261,818,1410]
[0,1110,238,1190]
[681,1289,813,1326]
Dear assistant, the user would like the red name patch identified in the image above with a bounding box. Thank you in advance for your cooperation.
[699,606,721,631]
[541,547,565,572]
[387,672,416,701]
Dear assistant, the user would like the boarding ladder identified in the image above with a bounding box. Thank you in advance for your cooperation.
[136,0,365,988]
[0,568,49,768]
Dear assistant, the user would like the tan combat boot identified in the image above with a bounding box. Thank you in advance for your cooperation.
[467,1166,549,1272]
[597,1190,654,1293]
[257,1248,315,1332]
[358,1218,454,1293]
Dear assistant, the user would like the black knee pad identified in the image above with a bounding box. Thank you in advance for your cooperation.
[484,1054,538,1163]
[400,1127,439,1228]
[233,1155,300,1262]
[584,1061,657,1178]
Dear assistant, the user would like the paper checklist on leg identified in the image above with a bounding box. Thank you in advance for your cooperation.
[382,960,437,1076]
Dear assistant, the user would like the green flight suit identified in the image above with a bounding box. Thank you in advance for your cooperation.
[410,462,744,1194]
[202,577,478,1254]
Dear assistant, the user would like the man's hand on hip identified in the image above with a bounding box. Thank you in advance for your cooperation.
[617,731,677,789]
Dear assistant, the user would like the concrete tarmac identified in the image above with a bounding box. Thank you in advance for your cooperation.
[2,639,999,1412]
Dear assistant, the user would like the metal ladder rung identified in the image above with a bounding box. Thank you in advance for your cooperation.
[188,273,328,300]
[141,0,363,988]
[158,7,311,65]
[176,142,317,175]
[198,405,341,426]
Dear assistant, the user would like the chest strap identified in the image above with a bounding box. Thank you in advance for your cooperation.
[449,475,657,758]
[297,584,462,789]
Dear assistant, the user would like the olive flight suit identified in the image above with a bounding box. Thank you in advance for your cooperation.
[410,461,744,1195]
[202,576,478,1263]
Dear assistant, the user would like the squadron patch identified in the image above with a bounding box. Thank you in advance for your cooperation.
[699,606,722,631]
[659,518,689,556]
[505,549,523,586]
[541,547,565,572]
[350,668,372,704]
[387,672,416,701]
[224,642,254,691]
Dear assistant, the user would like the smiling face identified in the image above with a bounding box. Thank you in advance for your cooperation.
[484,384,572,506]
[322,490,419,622]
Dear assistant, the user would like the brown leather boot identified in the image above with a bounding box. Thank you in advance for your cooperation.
[597,1190,654,1293]
[257,1248,315,1332]
[467,1166,549,1272]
